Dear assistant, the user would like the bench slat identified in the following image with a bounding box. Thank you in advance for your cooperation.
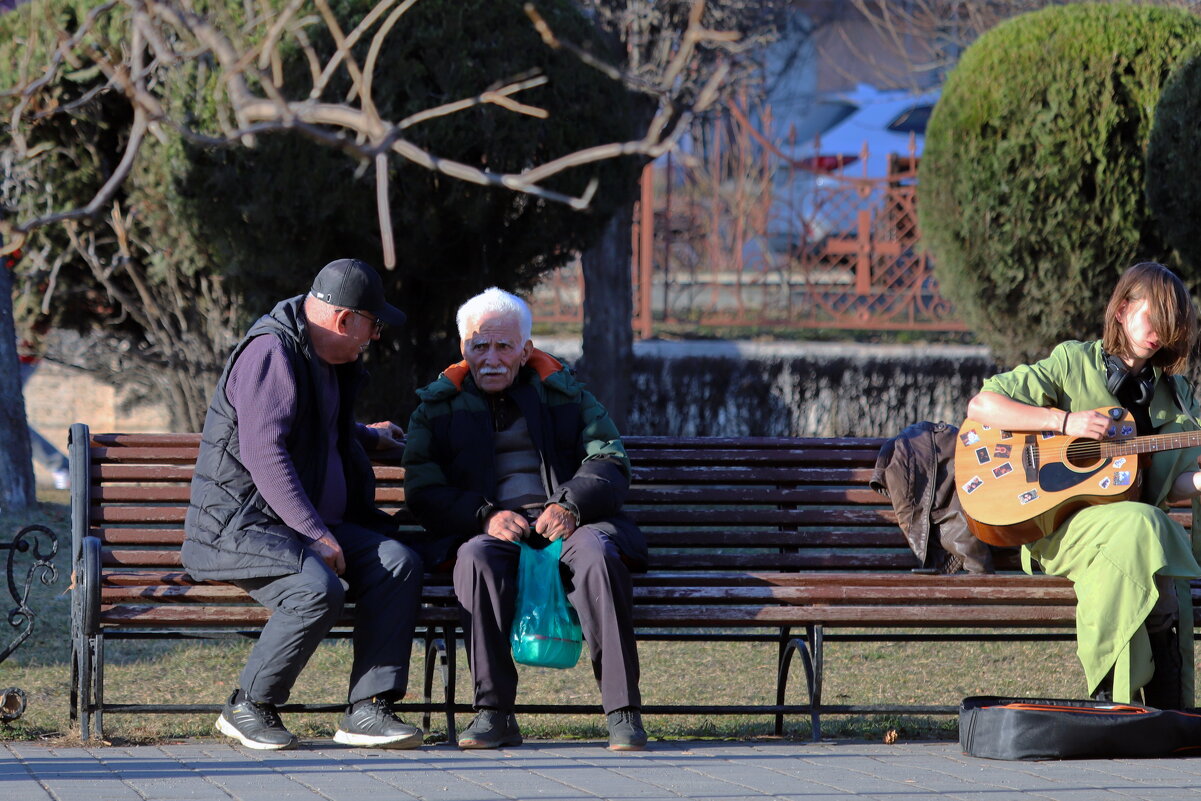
[99,582,1080,606]
[98,550,920,570]
[632,467,876,483]
[98,603,1076,628]
[90,506,901,526]
[99,569,1077,589]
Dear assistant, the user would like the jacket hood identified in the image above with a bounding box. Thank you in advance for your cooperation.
[416,348,575,402]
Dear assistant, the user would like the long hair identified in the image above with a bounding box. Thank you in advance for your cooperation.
[1102,262,1197,374]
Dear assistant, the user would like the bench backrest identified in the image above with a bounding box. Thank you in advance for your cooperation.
[71,429,923,570]
[85,427,1182,576]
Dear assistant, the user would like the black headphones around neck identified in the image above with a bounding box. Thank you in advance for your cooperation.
[1103,351,1155,406]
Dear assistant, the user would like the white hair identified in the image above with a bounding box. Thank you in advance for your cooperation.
[456,287,532,343]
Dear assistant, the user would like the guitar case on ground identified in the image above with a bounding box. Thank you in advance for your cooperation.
[959,696,1201,760]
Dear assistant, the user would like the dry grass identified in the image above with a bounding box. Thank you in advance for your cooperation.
[0,493,1097,746]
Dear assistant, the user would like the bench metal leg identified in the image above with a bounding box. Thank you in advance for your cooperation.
[94,634,106,739]
[778,624,824,741]
[71,535,103,740]
[421,624,459,742]
[442,624,458,742]
[73,632,93,740]
[76,634,105,741]
[422,630,437,734]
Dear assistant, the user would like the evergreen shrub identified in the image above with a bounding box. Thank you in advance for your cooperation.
[1147,44,1201,277]
[920,4,1201,366]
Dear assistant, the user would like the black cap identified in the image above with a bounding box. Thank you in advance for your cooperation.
[310,258,406,326]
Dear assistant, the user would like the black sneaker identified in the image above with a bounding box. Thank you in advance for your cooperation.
[216,689,297,750]
[334,697,423,749]
[607,707,647,751]
[457,708,523,749]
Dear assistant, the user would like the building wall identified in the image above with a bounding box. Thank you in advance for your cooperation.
[23,361,171,483]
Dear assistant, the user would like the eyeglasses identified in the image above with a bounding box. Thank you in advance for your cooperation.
[348,309,384,334]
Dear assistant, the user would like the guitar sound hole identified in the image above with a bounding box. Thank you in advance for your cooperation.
[1063,440,1104,470]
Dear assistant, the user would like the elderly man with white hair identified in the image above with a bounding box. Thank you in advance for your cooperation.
[403,287,648,750]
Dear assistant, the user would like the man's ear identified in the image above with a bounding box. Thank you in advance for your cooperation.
[520,340,533,365]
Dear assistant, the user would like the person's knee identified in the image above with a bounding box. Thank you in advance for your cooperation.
[377,539,423,583]
[564,527,619,568]
[288,570,346,622]
[455,535,513,573]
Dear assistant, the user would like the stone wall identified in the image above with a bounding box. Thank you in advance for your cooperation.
[23,341,997,481]
[551,338,997,438]
[638,342,995,437]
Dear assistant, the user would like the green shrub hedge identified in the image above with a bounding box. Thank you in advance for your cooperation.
[1147,44,1201,279]
[920,4,1201,366]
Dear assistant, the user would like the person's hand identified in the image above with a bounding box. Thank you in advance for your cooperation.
[365,420,404,450]
[1062,408,1119,440]
[485,509,529,542]
[310,532,346,575]
[535,503,577,542]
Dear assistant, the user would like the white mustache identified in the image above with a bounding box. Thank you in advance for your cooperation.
[479,367,508,375]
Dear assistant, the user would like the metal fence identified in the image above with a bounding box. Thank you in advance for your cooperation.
[533,104,964,337]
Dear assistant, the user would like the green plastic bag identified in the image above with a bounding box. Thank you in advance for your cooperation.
[510,539,583,668]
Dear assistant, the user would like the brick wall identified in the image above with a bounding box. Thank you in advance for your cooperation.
[23,360,172,482]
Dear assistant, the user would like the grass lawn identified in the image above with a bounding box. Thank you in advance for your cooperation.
[0,492,1101,746]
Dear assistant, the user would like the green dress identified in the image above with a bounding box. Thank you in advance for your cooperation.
[981,340,1201,704]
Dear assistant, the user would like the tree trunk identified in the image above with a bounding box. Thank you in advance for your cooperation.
[0,266,37,512]
[577,203,635,430]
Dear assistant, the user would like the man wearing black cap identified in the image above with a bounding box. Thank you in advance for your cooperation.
[184,258,423,750]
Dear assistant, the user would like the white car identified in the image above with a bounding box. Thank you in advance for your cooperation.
[767,84,940,252]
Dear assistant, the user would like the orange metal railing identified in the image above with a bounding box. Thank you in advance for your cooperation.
[532,104,964,337]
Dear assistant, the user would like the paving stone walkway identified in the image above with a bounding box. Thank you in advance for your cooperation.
[5,739,1201,801]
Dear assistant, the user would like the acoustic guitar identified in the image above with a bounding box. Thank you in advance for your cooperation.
[954,406,1201,547]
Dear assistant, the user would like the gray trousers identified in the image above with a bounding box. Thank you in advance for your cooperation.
[232,522,423,705]
[453,526,641,713]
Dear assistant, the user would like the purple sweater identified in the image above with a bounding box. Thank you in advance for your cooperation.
[225,335,374,543]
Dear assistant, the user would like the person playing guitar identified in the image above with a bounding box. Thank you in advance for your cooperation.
[964,262,1201,710]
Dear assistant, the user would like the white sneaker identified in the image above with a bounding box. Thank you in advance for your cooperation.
[52,470,70,490]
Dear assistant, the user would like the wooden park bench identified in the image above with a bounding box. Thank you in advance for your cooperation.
[69,422,1186,743]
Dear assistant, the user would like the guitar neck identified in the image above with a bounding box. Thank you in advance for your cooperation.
[1101,430,1201,457]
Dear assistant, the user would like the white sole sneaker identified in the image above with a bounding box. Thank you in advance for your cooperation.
[216,713,297,750]
[333,728,423,749]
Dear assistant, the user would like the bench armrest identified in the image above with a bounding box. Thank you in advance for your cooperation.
[73,536,102,637]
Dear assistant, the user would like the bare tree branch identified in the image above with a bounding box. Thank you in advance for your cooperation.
[3,0,736,266]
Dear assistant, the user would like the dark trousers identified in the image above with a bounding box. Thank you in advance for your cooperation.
[453,526,641,713]
[232,522,423,705]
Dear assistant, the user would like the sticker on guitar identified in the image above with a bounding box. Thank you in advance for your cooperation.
[952,406,1200,547]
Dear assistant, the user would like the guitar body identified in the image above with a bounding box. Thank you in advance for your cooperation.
[954,407,1142,547]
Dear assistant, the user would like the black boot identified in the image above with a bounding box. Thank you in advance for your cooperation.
[1142,628,1183,709]
[1092,669,1114,703]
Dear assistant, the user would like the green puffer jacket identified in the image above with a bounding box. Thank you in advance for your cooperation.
[403,349,646,568]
